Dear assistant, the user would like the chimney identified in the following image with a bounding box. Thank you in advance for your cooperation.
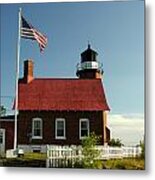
[23,59,34,83]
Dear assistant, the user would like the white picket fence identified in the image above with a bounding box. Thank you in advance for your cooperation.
[46,145,142,168]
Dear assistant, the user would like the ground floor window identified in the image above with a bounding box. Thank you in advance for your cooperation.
[79,119,89,139]
[55,118,66,139]
[0,131,3,144]
[32,118,43,139]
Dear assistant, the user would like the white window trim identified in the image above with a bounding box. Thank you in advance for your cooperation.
[55,118,66,140]
[0,129,5,145]
[0,129,5,154]
[32,118,43,139]
[79,118,90,140]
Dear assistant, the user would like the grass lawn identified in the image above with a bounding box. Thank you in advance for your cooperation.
[103,158,145,170]
[1,152,144,169]
[2,153,47,167]
[22,152,47,160]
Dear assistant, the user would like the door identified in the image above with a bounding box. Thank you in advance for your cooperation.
[0,129,5,155]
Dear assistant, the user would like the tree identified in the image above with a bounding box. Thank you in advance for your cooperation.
[108,138,124,147]
[81,132,102,169]
[140,139,145,159]
[0,105,6,116]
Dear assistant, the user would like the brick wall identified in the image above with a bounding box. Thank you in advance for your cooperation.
[18,110,107,145]
[0,120,14,150]
[77,70,101,79]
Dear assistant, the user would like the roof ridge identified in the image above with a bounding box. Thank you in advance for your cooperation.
[33,78,101,81]
[34,77,101,81]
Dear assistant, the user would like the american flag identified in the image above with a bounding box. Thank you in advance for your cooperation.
[21,15,47,52]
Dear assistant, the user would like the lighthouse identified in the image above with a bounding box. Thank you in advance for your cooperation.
[76,44,103,79]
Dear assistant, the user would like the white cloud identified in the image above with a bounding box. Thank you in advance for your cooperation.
[108,114,145,146]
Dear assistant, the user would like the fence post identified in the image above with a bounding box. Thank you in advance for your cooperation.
[46,145,49,168]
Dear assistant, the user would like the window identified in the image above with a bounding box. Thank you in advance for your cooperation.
[55,118,66,139]
[32,118,43,139]
[79,119,89,139]
[0,131,3,144]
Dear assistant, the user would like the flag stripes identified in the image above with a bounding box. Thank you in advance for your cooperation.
[21,16,47,52]
[21,28,36,40]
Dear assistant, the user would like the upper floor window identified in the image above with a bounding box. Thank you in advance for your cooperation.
[55,118,66,139]
[32,118,43,139]
[79,119,89,139]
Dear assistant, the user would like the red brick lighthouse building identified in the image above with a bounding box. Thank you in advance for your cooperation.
[0,44,110,153]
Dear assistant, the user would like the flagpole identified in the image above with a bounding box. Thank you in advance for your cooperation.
[14,8,22,150]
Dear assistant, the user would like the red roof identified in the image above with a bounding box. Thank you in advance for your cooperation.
[18,78,110,111]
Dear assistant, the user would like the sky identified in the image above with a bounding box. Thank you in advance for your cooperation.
[0,0,144,145]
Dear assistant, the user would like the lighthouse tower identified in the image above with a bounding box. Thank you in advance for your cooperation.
[76,44,103,79]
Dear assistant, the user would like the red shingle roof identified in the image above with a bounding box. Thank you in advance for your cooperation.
[18,78,110,111]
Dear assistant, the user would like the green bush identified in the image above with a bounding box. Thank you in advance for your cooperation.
[81,132,103,169]
[108,138,124,147]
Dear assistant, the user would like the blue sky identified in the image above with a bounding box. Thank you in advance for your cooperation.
[0,1,144,145]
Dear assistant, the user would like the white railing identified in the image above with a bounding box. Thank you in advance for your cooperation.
[76,61,103,71]
[46,145,142,168]
[96,146,142,159]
